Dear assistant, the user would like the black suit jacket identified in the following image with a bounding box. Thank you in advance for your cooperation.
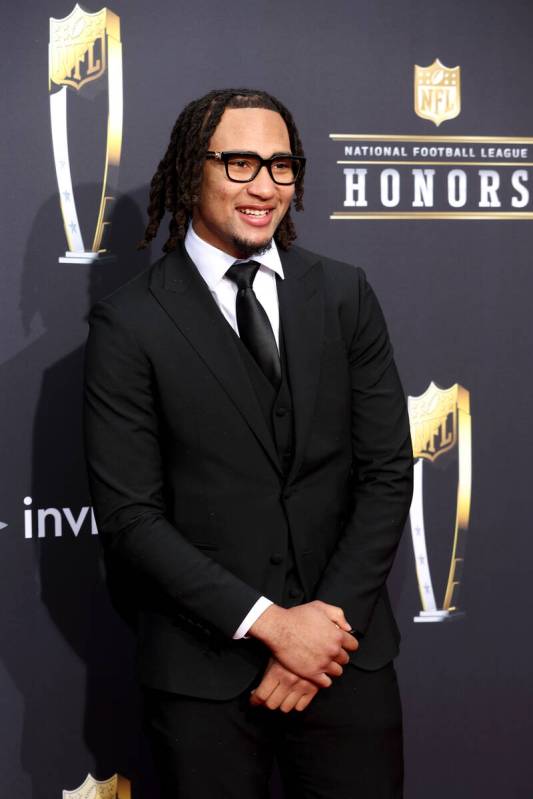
[83,241,413,699]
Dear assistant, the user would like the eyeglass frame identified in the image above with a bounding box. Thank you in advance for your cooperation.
[204,150,306,185]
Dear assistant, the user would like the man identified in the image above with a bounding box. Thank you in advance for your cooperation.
[84,88,413,798]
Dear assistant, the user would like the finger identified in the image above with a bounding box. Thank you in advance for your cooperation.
[334,649,350,666]
[324,661,343,678]
[321,604,352,631]
[311,672,332,688]
[299,670,332,688]
[340,631,359,652]
[265,683,294,711]
[250,676,280,705]
[294,691,318,712]
[279,690,305,714]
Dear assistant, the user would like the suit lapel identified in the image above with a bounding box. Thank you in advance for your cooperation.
[149,243,282,475]
[277,247,324,483]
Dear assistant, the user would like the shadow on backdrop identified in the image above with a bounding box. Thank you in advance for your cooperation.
[0,184,164,798]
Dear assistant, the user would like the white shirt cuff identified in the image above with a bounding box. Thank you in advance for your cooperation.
[232,596,273,640]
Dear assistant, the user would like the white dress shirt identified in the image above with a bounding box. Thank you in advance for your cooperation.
[184,222,277,639]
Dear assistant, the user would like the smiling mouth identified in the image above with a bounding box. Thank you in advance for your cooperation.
[237,208,273,217]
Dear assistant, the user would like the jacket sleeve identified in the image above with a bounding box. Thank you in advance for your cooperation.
[314,268,414,634]
[83,300,261,637]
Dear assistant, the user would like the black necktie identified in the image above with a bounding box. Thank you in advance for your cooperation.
[225,261,281,388]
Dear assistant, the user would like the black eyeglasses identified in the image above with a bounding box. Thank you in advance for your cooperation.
[205,150,305,185]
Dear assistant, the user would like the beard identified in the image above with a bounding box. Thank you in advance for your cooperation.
[231,233,273,260]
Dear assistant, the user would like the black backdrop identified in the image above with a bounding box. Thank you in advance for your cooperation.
[2,1,532,796]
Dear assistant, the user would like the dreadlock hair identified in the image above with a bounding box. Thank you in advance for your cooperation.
[139,88,305,253]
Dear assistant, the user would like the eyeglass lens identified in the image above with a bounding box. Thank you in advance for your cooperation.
[226,155,300,184]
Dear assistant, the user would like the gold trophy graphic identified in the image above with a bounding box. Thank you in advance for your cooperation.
[63,773,131,798]
[49,4,123,263]
[408,382,472,622]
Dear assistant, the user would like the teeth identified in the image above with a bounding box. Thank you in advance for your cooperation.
[239,208,270,216]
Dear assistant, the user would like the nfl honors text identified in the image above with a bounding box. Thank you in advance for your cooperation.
[331,59,533,219]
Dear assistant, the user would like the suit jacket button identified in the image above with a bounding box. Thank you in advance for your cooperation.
[275,406,289,417]
[270,553,283,565]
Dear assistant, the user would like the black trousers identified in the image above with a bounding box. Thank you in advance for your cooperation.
[142,661,403,799]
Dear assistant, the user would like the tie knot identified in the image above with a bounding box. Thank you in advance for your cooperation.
[226,261,260,291]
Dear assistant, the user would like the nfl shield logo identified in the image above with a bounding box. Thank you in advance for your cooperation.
[408,381,460,463]
[49,4,108,91]
[414,59,461,126]
[62,773,131,799]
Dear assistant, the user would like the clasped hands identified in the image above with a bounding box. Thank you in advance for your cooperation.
[248,600,358,714]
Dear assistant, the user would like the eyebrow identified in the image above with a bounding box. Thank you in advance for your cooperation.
[224,150,293,158]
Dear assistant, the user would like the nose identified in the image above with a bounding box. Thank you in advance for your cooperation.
[246,164,277,197]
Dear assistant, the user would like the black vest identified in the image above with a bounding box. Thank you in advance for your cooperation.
[231,327,306,608]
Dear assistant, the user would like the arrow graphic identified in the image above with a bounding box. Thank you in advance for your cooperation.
[0,521,8,530]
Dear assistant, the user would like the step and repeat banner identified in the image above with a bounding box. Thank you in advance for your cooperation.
[2,1,531,796]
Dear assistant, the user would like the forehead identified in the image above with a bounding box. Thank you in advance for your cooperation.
[208,107,291,155]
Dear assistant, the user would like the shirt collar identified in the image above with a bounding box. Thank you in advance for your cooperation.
[184,221,284,292]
